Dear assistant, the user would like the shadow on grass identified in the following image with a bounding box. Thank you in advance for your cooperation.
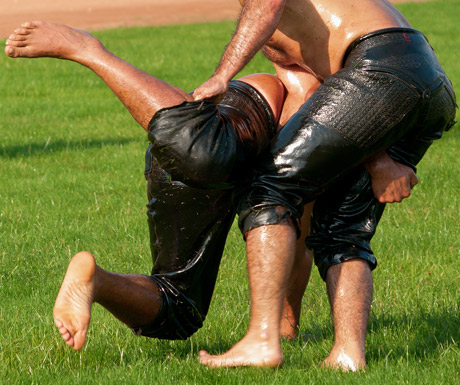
[176,307,459,365]
[0,137,136,159]
[367,306,460,363]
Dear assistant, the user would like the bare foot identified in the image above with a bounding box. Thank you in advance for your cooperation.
[322,347,366,372]
[53,251,97,350]
[4,21,101,61]
[199,335,283,368]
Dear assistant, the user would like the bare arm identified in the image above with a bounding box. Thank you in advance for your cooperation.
[364,151,418,203]
[193,0,286,101]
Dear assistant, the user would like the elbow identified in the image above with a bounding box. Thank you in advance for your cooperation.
[244,0,286,17]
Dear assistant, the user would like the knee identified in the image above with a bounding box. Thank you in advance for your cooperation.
[134,298,205,340]
[133,276,209,340]
[238,205,301,239]
[314,248,377,282]
[326,258,372,280]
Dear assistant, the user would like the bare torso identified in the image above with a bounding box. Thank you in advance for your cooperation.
[262,0,412,81]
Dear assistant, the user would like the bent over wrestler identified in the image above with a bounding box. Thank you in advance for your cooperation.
[4,21,286,350]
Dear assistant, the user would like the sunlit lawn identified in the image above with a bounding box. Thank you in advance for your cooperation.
[1,1,459,383]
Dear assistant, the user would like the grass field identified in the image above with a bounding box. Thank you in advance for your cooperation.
[1,1,459,384]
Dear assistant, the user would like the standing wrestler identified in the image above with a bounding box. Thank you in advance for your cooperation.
[194,0,457,370]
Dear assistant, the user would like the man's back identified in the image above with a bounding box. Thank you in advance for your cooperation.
[262,0,412,80]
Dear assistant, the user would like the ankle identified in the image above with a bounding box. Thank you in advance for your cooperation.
[326,344,366,371]
[246,323,281,345]
[91,265,106,303]
[64,32,105,64]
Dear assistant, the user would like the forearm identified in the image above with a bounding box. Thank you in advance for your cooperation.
[215,0,286,82]
[363,150,391,175]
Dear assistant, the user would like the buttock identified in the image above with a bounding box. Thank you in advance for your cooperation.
[147,80,276,189]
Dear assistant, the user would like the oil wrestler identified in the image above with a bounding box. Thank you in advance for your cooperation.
[193,0,457,370]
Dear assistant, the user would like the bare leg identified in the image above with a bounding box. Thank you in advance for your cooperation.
[322,259,372,371]
[199,217,297,368]
[4,21,192,130]
[54,251,162,350]
[280,203,313,339]
[5,22,286,132]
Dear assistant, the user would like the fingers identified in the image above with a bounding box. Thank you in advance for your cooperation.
[370,160,419,204]
[393,166,418,202]
[193,89,225,103]
[193,75,228,101]
[193,87,224,102]
[191,89,204,101]
[395,169,418,202]
[410,172,419,188]
[375,179,410,204]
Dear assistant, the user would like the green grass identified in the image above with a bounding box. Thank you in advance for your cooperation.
[1,1,459,383]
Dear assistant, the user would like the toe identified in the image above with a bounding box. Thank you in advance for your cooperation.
[22,21,37,29]
[73,331,87,351]
[198,351,212,364]
[4,46,16,57]
[13,27,31,36]
[66,337,75,348]
[8,34,27,42]
[61,331,71,341]
[6,40,26,48]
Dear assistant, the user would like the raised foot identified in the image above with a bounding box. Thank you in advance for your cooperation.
[4,20,99,60]
[198,338,283,368]
[53,251,97,350]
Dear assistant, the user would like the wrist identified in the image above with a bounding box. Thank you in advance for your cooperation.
[364,151,392,175]
[213,66,236,84]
